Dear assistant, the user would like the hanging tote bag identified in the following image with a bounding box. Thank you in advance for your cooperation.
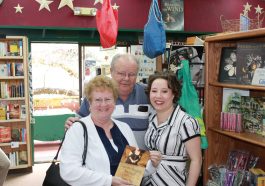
[42,121,88,186]
[96,0,118,48]
[143,0,166,59]
[177,60,208,149]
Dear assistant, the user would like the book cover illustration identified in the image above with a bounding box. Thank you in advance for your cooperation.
[218,47,237,84]
[15,63,24,76]
[161,0,184,31]
[115,145,150,186]
[11,128,20,141]
[240,96,264,134]
[9,103,20,119]
[222,88,249,113]
[19,150,28,165]
[236,43,265,85]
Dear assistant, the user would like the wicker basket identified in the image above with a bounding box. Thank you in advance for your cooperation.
[220,15,264,32]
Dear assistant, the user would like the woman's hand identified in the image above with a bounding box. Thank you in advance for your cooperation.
[112,176,133,186]
[149,151,161,168]
[64,117,80,130]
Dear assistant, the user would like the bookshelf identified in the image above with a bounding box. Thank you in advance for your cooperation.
[0,36,32,171]
[203,29,265,183]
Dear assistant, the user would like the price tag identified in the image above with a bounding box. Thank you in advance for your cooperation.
[11,141,19,148]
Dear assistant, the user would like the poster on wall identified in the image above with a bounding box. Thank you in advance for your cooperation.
[161,0,184,31]
[130,45,156,83]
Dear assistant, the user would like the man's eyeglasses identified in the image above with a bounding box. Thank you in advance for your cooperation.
[93,98,114,105]
[115,71,137,78]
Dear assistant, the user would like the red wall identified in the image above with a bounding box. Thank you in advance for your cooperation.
[0,0,264,32]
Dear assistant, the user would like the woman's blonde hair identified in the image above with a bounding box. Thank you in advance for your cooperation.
[84,75,118,102]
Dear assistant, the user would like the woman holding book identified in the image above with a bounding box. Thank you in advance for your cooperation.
[59,75,161,186]
[142,71,202,186]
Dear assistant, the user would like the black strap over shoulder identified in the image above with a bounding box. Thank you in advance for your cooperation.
[53,120,88,166]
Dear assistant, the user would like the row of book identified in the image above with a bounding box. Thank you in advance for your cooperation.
[222,88,265,136]
[8,150,28,167]
[0,81,25,98]
[0,40,23,57]
[0,63,24,77]
[0,127,27,143]
[0,103,26,120]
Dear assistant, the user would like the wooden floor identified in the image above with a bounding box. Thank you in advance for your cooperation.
[4,141,59,186]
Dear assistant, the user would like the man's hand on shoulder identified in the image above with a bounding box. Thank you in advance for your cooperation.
[65,117,80,130]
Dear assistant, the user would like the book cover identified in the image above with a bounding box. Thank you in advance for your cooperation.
[11,128,20,141]
[218,47,237,83]
[0,105,6,120]
[161,0,184,31]
[0,126,11,143]
[15,63,24,76]
[9,103,20,119]
[222,88,249,113]
[18,150,28,165]
[115,145,150,186]
[240,96,264,134]
[236,43,265,85]
[0,64,8,76]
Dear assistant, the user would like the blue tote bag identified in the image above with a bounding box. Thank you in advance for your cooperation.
[143,0,166,59]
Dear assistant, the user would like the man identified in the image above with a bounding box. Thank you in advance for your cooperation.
[65,54,150,149]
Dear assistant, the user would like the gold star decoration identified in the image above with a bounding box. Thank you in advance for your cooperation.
[58,0,74,10]
[255,5,263,14]
[14,4,24,13]
[112,3,119,10]
[94,0,103,5]
[35,0,53,12]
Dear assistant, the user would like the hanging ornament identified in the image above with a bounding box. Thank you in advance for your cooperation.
[96,0,118,48]
[94,0,103,5]
[14,4,24,13]
[35,0,53,12]
[112,3,119,10]
[58,0,74,10]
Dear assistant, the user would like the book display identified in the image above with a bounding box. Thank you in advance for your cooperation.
[204,29,265,184]
[0,36,32,171]
[115,146,149,186]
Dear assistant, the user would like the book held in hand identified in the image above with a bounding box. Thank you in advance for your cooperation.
[115,145,150,186]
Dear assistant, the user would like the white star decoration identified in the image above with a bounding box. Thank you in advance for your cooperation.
[255,5,263,14]
[35,0,53,12]
[14,4,24,13]
[243,2,252,12]
[58,0,74,10]
[112,3,119,10]
[94,0,103,5]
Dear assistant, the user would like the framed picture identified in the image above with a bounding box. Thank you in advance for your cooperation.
[218,47,237,83]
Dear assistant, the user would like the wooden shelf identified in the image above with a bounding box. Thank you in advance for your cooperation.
[0,76,24,80]
[203,29,265,184]
[0,56,23,60]
[0,36,32,172]
[209,127,265,148]
[0,97,25,101]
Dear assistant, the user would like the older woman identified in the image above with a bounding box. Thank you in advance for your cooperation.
[142,71,202,186]
[60,75,160,186]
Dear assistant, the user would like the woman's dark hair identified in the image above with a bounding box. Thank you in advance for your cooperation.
[146,71,182,103]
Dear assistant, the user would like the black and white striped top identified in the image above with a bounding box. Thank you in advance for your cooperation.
[143,105,200,186]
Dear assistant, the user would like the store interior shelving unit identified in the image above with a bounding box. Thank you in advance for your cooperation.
[0,36,32,172]
[203,29,265,183]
